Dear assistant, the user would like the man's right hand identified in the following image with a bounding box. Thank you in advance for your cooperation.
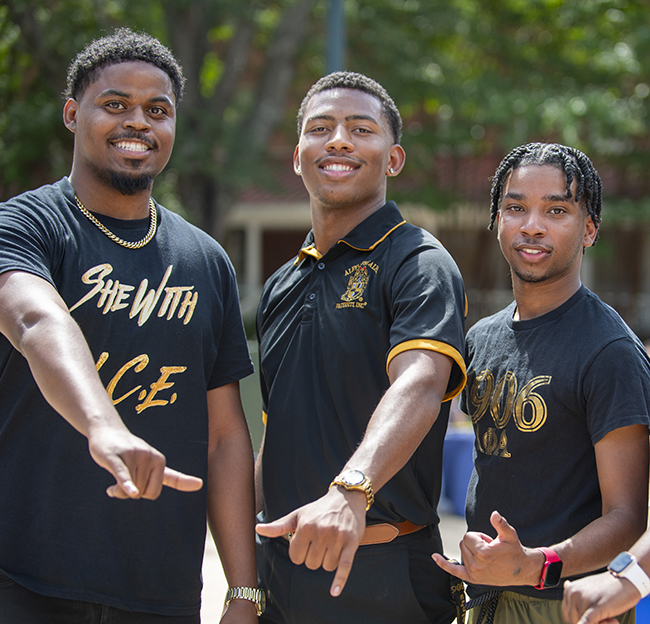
[255,486,367,597]
[88,423,203,499]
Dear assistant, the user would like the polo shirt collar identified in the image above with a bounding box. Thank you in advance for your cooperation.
[296,201,406,264]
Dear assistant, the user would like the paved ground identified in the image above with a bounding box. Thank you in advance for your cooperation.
[200,512,468,622]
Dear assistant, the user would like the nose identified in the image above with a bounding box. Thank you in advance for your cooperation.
[124,107,151,131]
[325,124,353,152]
[520,210,546,237]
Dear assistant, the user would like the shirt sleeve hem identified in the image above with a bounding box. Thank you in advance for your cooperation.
[386,339,467,401]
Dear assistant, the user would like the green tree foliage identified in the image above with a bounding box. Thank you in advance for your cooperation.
[1,0,649,231]
[343,0,650,209]
[0,0,316,236]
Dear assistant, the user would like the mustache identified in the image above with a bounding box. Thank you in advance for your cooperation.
[315,154,365,167]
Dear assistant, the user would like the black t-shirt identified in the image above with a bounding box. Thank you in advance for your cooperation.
[461,286,650,600]
[257,201,466,527]
[0,178,253,615]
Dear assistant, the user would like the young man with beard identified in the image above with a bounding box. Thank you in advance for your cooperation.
[434,143,650,624]
[0,29,259,623]
[254,72,467,624]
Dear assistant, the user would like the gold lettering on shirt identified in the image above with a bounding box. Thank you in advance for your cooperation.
[106,354,149,405]
[135,366,187,413]
[69,264,198,326]
[129,265,173,325]
[95,352,186,414]
[467,369,552,457]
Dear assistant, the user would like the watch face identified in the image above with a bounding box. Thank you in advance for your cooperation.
[609,552,635,575]
[341,469,365,485]
[544,561,563,588]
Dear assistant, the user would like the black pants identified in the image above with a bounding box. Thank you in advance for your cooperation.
[0,571,200,624]
[257,526,457,624]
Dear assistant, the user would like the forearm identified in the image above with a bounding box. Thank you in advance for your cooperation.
[18,307,124,435]
[553,424,649,578]
[344,374,442,490]
[0,272,199,499]
[552,507,648,578]
[207,425,257,588]
[507,508,647,587]
[0,272,123,437]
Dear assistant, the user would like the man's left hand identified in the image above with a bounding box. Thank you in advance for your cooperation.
[562,575,638,624]
[255,486,366,597]
[432,510,544,587]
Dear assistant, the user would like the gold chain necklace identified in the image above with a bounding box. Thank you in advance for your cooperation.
[74,195,157,249]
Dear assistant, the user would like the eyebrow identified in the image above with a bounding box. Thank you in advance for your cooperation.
[305,113,380,125]
[96,88,174,106]
[503,191,574,202]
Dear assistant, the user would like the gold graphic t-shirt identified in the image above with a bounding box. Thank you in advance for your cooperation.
[0,177,253,614]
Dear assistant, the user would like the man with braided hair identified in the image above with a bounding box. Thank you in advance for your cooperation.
[434,143,650,624]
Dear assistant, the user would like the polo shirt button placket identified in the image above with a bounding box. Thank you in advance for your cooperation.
[317,262,325,270]
[308,293,316,301]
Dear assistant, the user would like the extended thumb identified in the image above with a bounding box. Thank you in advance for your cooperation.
[255,516,295,537]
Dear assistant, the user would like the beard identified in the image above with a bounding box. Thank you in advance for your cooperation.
[86,157,155,196]
[108,169,154,195]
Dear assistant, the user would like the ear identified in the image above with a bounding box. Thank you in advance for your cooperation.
[386,144,406,177]
[63,98,78,133]
[583,216,598,248]
[293,145,301,176]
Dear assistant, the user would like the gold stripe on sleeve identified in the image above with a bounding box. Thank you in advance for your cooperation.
[386,339,467,401]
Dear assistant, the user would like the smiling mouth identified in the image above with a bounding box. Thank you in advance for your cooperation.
[113,140,153,153]
[320,162,358,172]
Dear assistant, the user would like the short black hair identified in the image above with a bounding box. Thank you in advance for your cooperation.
[64,28,185,104]
[489,142,602,243]
[296,71,402,144]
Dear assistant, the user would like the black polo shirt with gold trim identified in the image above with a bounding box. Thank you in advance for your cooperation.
[257,201,466,527]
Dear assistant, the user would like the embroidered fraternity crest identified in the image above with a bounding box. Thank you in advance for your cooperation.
[341,265,369,302]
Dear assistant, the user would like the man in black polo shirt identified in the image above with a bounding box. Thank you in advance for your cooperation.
[255,72,467,624]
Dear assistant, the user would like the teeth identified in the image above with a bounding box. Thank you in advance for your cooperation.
[322,163,354,171]
[115,141,150,152]
[523,249,543,254]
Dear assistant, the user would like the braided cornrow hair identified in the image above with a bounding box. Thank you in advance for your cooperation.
[489,143,603,243]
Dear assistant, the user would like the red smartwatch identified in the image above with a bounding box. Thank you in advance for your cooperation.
[533,547,563,589]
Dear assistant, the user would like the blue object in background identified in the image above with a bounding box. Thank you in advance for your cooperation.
[441,428,475,516]
[637,595,650,621]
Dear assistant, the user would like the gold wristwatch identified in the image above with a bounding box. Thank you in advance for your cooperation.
[330,469,374,510]
[224,586,266,616]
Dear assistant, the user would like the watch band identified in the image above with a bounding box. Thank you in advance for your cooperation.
[329,469,374,511]
[609,552,650,598]
[225,586,266,616]
[533,547,563,590]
